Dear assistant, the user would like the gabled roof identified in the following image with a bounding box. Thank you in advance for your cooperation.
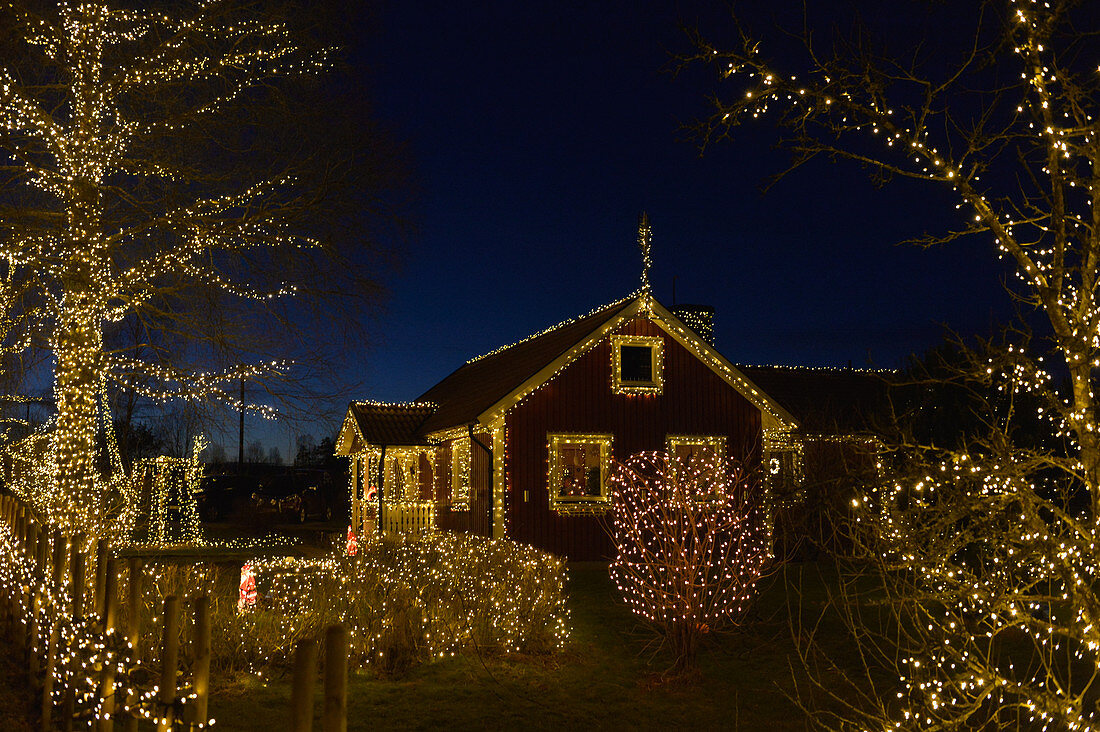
[416,297,637,434]
[736,366,895,434]
[338,292,800,452]
[336,402,436,454]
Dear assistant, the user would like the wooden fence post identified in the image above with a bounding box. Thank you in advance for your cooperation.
[40,624,57,732]
[70,538,85,619]
[94,539,108,622]
[35,529,47,588]
[50,530,65,591]
[97,558,118,732]
[183,595,211,729]
[322,624,347,732]
[291,638,318,732]
[27,591,40,688]
[123,557,142,732]
[62,539,86,732]
[155,595,180,732]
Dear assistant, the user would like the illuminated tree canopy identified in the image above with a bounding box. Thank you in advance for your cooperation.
[0,1,395,533]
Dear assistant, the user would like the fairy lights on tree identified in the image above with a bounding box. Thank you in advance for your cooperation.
[688,0,1100,725]
[0,1,355,534]
[608,452,771,675]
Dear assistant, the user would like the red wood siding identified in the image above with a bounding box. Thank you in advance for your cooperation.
[505,316,762,560]
[435,434,492,537]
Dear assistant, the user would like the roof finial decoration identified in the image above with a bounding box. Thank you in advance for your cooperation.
[638,211,652,296]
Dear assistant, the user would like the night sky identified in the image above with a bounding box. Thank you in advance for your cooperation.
[270,1,1016,450]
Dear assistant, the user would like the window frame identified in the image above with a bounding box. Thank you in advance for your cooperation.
[547,432,614,514]
[611,334,664,395]
[666,435,728,493]
[666,435,727,468]
[450,436,471,511]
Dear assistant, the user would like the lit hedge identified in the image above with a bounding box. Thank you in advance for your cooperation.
[244,532,571,675]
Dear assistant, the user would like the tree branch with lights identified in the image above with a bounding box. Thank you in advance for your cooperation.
[687,0,1100,725]
[0,1,403,535]
[608,452,772,676]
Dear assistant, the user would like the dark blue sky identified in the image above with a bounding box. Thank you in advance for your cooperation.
[337,0,1010,413]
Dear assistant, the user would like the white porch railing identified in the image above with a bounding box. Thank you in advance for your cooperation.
[380,501,435,535]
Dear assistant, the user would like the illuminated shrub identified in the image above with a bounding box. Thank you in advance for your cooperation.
[244,532,570,675]
[609,452,772,674]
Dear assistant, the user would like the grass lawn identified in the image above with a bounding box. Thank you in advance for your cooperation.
[206,561,865,731]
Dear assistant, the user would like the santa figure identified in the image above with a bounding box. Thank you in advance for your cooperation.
[238,561,257,612]
[346,525,358,556]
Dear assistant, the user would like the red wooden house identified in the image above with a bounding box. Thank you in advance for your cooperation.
[335,290,798,560]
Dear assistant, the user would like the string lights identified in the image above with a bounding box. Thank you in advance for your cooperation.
[696,0,1100,725]
[608,452,771,672]
[0,1,331,535]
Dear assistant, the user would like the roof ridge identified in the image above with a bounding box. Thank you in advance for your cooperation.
[353,399,437,409]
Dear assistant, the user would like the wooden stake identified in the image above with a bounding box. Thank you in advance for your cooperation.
[62,539,86,731]
[155,595,180,732]
[322,624,347,732]
[70,541,85,619]
[291,638,318,732]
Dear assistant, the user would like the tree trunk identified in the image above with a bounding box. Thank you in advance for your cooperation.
[52,299,103,532]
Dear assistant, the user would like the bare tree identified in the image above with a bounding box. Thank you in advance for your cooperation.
[686,0,1100,726]
[608,452,772,676]
[0,1,404,533]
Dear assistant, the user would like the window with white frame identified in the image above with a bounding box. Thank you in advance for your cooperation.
[548,433,613,512]
[611,334,663,394]
[450,437,471,510]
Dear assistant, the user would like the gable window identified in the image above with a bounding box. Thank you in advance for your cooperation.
[611,335,663,395]
[450,437,471,511]
[548,433,613,513]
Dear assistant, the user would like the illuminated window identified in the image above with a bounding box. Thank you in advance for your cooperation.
[450,437,470,510]
[666,435,726,467]
[611,335,663,394]
[548,433,613,512]
[765,447,802,495]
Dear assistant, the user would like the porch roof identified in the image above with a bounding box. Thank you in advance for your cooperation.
[346,402,437,448]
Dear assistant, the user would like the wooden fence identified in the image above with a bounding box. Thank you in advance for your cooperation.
[380,501,435,536]
[0,494,349,732]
